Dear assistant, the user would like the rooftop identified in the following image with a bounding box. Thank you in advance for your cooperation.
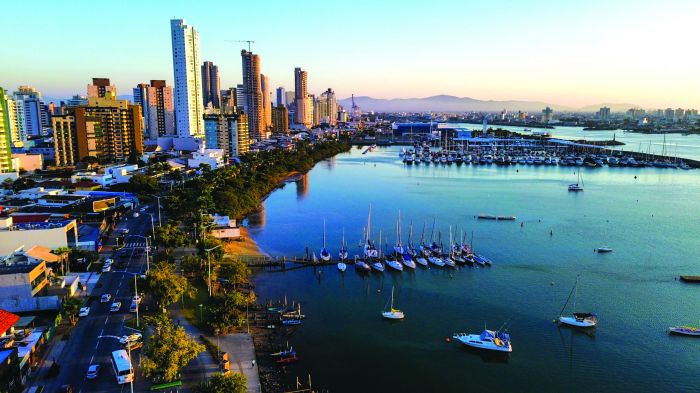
[0,309,20,335]
[0,262,42,275]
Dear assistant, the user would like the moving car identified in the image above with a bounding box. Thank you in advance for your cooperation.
[79,307,90,317]
[133,212,140,218]
[86,364,100,379]
[101,264,111,273]
[121,228,130,234]
[104,258,114,265]
[119,333,142,345]
[100,294,112,303]
[110,302,122,312]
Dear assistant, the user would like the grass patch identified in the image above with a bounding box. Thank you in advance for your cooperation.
[180,277,213,332]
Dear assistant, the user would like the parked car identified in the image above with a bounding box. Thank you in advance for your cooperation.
[79,307,90,317]
[104,258,114,265]
[86,364,100,379]
[110,302,122,312]
[101,264,111,273]
[119,333,142,345]
[121,228,130,234]
[100,294,112,303]
[133,212,140,218]
[124,341,143,351]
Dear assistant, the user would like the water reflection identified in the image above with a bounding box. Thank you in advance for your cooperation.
[295,173,309,200]
[247,202,266,228]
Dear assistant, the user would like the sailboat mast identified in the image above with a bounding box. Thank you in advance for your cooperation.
[366,205,372,244]
[323,219,326,248]
[559,276,579,317]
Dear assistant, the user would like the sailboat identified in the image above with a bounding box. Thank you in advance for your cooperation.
[364,205,379,259]
[371,229,385,272]
[338,228,348,260]
[320,219,331,261]
[393,211,405,255]
[381,286,404,320]
[557,275,597,328]
[568,170,584,192]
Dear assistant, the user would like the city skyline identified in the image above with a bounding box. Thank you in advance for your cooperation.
[1,0,699,108]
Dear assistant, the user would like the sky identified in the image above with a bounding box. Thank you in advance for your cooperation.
[1,0,699,109]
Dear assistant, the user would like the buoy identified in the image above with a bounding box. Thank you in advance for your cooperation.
[550,281,555,286]
[552,319,558,324]
[445,337,451,343]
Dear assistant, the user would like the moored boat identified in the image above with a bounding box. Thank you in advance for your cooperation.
[668,326,700,336]
[453,329,512,353]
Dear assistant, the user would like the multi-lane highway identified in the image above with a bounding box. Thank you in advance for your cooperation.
[44,205,157,393]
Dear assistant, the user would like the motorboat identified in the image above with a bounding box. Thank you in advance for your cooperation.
[595,246,613,253]
[453,329,512,353]
[668,326,700,336]
[382,286,405,320]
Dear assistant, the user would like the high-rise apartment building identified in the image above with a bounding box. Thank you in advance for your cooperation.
[285,91,295,108]
[170,19,204,139]
[0,89,14,172]
[12,86,45,138]
[87,78,116,98]
[203,112,250,158]
[241,50,264,140]
[231,113,250,157]
[235,84,246,113]
[201,61,221,109]
[276,87,286,107]
[260,74,272,133]
[317,88,338,126]
[598,106,611,121]
[305,95,315,127]
[133,80,175,140]
[2,93,21,147]
[294,68,308,126]
[541,107,553,123]
[272,104,289,134]
[221,87,238,115]
[52,91,143,166]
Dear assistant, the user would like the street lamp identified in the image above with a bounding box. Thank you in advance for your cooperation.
[204,245,222,297]
[199,304,203,324]
[147,213,156,240]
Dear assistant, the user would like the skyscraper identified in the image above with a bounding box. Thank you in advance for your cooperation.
[12,86,44,138]
[170,19,204,139]
[236,84,246,113]
[285,91,295,108]
[260,74,272,133]
[241,50,264,140]
[3,94,21,147]
[294,68,308,126]
[133,80,175,140]
[305,95,315,127]
[87,78,116,98]
[272,104,289,134]
[201,61,221,109]
[541,107,553,123]
[276,87,286,107]
[317,88,338,126]
[0,89,14,172]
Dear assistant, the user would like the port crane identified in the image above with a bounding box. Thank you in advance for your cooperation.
[225,40,255,51]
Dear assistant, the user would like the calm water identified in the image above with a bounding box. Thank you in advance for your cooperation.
[451,123,700,161]
[249,146,700,392]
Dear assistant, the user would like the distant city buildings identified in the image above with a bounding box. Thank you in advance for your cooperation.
[133,80,175,140]
[276,87,286,107]
[203,112,249,158]
[12,86,46,139]
[201,61,221,109]
[170,19,204,139]
[598,106,611,121]
[241,50,264,141]
[541,107,553,123]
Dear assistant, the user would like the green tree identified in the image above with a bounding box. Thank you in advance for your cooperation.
[218,259,251,289]
[128,173,159,195]
[206,291,254,333]
[147,263,190,312]
[181,255,202,278]
[62,297,83,326]
[141,318,204,383]
[154,223,189,250]
[196,373,247,393]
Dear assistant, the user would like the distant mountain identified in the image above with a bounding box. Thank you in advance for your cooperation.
[338,95,638,114]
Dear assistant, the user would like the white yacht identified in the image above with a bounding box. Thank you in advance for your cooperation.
[453,329,512,353]
[382,287,404,320]
[558,275,597,328]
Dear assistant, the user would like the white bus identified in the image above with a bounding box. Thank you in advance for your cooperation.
[110,349,134,384]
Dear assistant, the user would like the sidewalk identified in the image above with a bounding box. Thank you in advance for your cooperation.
[172,309,220,392]
[207,333,262,393]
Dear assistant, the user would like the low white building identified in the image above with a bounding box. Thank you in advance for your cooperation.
[188,148,225,170]
[70,164,140,187]
[209,214,241,239]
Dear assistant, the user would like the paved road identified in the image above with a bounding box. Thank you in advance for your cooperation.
[43,205,156,393]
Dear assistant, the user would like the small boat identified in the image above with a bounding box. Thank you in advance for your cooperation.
[355,258,371,272]
[475,254,492,266]
[428,256,445,267]
[453,329,512,353]
[339,228,349,261]
[568,171,584,192]
[276,355,298,364]
[282,319,302,326]
[371,260,385,272]
[595,246,613,253]
[415,256,428,267]
[401,253,416,269]
[668,326,700,336]
[270,346,295,357]
[320,220,331,262]
[679,275,700,283]
[385,256,404,271]
[381,286,405,320]
[337,261,346,272]
[442,256,456,267]
[557,275,597,328]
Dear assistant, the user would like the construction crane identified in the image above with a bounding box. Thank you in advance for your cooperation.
[224,40,255,51]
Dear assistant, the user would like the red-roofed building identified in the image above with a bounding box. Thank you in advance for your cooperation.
[0,309,19,336]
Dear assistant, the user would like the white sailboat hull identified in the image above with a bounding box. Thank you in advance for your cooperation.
[386,260,403,271]
[337,263,346,272]
[382,311,405,320]
[558,316,596,328]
